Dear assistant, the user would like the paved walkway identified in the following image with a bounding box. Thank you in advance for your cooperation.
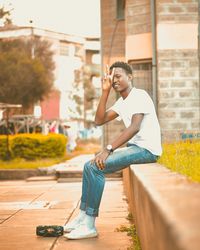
[0,178,132,249]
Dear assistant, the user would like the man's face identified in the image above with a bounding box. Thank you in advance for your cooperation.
[111,67,130,92]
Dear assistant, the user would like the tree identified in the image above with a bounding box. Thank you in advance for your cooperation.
[0,38,55,108]
[71,65,100,127]
[0,5,12,26]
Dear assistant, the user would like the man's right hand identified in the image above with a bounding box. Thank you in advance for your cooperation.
[94,65,118,126]
[101,65,115,92]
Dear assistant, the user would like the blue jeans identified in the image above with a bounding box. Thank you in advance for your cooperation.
[80,144,158,217]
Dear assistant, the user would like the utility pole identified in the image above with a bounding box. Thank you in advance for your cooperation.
[198,1,200,129]
[5,108,11,160]
[29,20,35,59]
[0,103,22,160]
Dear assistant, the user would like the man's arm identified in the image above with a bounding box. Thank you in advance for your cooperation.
[94,91,118,126]
[109,113,144,150]
[92,113,144,169]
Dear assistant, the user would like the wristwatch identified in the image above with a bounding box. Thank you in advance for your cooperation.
[106,144,114,154]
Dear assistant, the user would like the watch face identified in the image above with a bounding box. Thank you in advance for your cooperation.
[107,145,112,151]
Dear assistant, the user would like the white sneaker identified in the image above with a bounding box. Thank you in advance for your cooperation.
[63,217,83,233]
[64,224,98,240]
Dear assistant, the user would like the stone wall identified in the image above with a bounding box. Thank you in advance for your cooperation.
[100,0,153,146]
[156,0,200,139]
[126,0,151,34]
[100,0,200,144]
[101,0,125,65]
[101,0,126,146]
[157,0,198,23]
[158,49,199,139]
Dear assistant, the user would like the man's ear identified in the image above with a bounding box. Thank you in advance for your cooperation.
[128,74,133,81]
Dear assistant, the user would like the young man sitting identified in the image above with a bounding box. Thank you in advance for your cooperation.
[64,61,162,240]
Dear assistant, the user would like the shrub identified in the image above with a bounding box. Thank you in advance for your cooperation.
[0,136,9,160]
[0,133,67,160]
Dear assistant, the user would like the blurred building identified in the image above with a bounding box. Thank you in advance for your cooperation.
[0,26,100,127]
[100,0,200,144]
[84,37,101,127]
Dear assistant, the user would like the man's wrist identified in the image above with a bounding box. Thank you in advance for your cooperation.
[105,144,114,154]
[102,89,110,96]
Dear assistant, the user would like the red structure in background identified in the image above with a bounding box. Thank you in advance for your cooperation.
[41,90,60,120]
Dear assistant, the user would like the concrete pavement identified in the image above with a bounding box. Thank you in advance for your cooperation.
[0,179,132,249]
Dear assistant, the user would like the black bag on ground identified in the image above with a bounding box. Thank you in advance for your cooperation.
[36,225,64,237]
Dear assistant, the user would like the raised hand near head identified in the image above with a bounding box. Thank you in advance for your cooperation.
[101,65,115,92]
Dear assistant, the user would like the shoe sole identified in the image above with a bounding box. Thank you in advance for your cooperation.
[64,232,98,240]
[63,228,74,233]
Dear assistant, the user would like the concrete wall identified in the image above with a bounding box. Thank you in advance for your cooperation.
[123,164,200,250]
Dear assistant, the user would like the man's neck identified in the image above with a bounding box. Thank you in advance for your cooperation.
[121,86,133,99]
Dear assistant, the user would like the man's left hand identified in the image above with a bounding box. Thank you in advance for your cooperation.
[91,150,110,170]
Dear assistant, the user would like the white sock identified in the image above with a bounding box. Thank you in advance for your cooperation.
[82,214,96,229]
[67,209,86,225]
[77,210,86,221]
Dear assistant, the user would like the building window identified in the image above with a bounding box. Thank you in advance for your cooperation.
[129,61,153,98]
[75,45,84,58]
[116,0,125,20]
[60,42,69,56]
[92,54,100,64]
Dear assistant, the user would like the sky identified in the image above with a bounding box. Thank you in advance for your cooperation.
[0,0,100,37]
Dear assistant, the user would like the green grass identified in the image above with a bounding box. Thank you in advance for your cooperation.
[116,213,142,250]
[158,140,200,183]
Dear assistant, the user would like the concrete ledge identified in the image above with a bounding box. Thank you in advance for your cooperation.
[0,169,39,180]
[0,168,50,180]
[56,169,122,179]
[123,163,200,250]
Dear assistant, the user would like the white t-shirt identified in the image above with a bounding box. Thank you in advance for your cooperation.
[110,88,162,156]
